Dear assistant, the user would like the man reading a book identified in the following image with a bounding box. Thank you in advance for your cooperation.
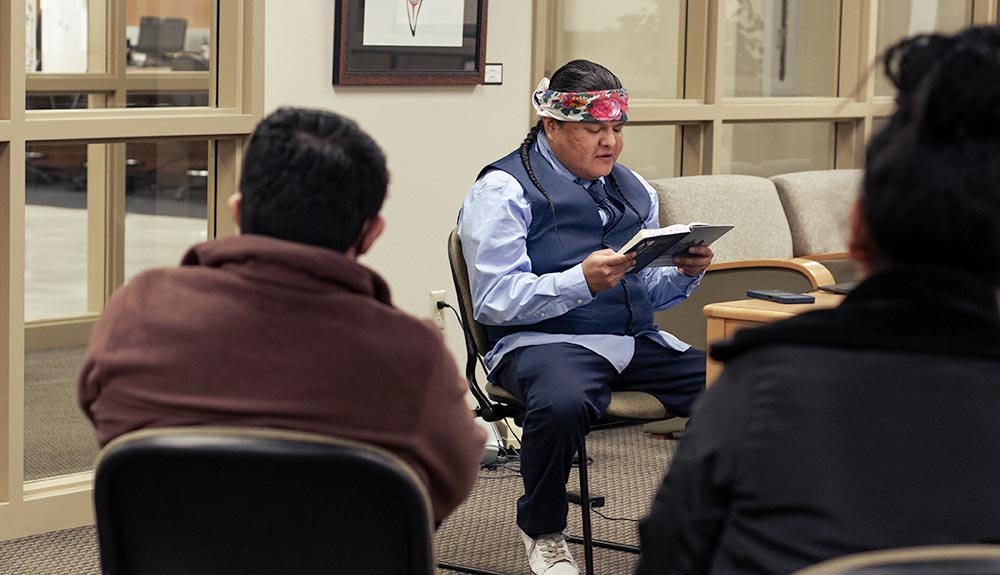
[458,60,713,575]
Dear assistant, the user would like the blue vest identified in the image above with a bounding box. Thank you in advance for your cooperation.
[480,146,655,345]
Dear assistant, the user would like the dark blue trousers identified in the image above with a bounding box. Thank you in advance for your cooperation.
[491,337,706,537]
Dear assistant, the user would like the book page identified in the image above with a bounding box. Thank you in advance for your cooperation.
[651,223,692,236]
[628,224,734,271]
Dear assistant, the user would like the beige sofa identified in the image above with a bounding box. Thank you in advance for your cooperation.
[648,174,835,350]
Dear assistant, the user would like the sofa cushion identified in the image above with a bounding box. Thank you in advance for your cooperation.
[771,169,862,257]
[649,175,794,263]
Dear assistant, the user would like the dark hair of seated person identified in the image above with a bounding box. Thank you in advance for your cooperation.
[862,25,1000,284]
[238,107,389,253]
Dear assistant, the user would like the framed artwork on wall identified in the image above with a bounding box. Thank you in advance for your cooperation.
[333,0,488,85]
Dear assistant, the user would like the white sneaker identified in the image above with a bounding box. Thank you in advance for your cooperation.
[520,530,579,575]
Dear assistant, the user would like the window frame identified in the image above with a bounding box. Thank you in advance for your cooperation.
[533,0,994,176]
[0,0,264,541]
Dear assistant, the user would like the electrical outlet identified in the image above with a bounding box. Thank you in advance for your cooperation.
[429,290,446,330]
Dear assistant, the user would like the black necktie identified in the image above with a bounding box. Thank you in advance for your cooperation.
[582,179,622,232]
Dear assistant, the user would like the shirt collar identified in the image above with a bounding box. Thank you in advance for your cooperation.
[535,131,603,188]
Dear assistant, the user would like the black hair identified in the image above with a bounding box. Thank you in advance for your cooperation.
[238,107,388,253]
[520,60,644,227]
[862,25,1000,283]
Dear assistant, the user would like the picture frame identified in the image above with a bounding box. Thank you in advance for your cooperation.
[333,0,488,86]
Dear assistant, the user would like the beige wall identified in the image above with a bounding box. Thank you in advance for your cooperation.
[264,2,534,360]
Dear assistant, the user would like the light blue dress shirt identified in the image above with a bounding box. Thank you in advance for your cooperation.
[458,133,703,374]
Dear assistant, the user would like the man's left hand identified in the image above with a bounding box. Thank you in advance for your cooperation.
[675,245,714,278]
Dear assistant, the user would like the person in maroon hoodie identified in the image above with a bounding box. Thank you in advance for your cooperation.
[78,107,486,525]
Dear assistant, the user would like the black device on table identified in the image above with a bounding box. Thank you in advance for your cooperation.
[817,281,859,295]
[746,289,816,304]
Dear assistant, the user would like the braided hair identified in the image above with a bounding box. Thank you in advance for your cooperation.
[520,60,645,227]
[863,25,1000,282]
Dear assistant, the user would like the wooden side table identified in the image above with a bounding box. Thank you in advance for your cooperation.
[703,292,845,385]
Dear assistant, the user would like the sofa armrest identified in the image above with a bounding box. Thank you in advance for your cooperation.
[795,251,861,284]
[707,257,835,287]
[799,250,848,260]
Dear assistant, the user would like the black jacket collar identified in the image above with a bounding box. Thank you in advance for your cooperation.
[710,267,1000,363]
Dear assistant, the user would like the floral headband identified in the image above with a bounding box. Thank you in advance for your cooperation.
[531,77,629,123]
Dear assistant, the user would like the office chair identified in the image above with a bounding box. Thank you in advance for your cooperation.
[443,228,672,575]
[94,426,435,575]
[791,545,1000,575]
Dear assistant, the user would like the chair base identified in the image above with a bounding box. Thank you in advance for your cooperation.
[565,535,639,554]
[437,562,517,575]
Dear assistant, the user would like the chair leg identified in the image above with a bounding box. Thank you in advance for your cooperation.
[565,432,640,562]
[577,439,595,575]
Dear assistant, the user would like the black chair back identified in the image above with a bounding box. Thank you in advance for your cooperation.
[94,427,435,575]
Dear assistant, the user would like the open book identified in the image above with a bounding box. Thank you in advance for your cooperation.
[616,223,734,272]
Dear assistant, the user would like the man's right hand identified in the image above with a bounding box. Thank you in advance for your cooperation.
[582,249,636,293]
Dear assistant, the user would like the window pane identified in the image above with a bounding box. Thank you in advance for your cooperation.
[125,1,212,107]
[25,143,91,322]
[24,345,97,481]
[124,140,209,282]
[25,142,101,481]
[27,94,96,110]
[874,0,971,96]
[872,116,889,137]
[549,0,686,100]
[721,121,835,176]
[618,124,679,180]
[724,0,840,97]
[126,91,211,108]
[28,0,103,74]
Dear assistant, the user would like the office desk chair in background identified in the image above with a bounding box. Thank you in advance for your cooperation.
[443,228,673,575]
[791,545,1000,575]
[94,427,435,575]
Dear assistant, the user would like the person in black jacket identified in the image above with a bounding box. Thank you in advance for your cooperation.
[636,25,1000,575]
